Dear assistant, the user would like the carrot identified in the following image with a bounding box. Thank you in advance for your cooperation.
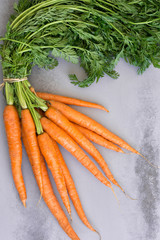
[73,124,124,153]
[3,105,27,207]
[36,91,109,112]
[46,106,123,153]
[37,132,71,218]
[51,139,96,232]
[45,107,124,192]
[48,101,139,154]
[40,117,118,202]
[22,130,79,240]
[21,109,43,195]
[50,101,159,168]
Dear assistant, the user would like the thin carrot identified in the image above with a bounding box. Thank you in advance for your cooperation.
[37,132,71,218]
[3,105,27,207]
[22,130,79,240]
[21,109,43,195]
[48,101,139,154]
[51,139,96,232]
[40,117,118,201]
[45,107,124,192]
[50,101,158,168]
[73,124,124,153]
[36,91,109,112]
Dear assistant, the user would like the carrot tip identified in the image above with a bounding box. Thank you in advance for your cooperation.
[123,191,137,201]
[117,184,137,200]
[69,212,72,222]
[110,185,120,206]
[138,152,160,169]
[22,200,26,208]
[37,193,43,206]
[101,106,109,113]
[119,149,125,153]
[95,230,102,240]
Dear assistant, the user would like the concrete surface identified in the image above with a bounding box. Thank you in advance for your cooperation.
[0,1,160,240]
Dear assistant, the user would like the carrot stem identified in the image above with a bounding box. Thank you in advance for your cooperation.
[21,83,43,134]
[15,82,27,109]
[138,152,160,169]
[14,81,43,134]
[24,80,31,88]
[35,110,42,119]
[5,82,14,105]
[23,81,48,111]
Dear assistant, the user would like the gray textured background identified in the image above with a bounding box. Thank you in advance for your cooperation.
[0,1,160,240]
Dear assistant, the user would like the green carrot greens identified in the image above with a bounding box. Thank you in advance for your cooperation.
[1,0,160,87]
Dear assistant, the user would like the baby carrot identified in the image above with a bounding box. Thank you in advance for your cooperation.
[3,105,27,207]
[21,109,43,195]
[38,132,71,217]
[36,91,109,112]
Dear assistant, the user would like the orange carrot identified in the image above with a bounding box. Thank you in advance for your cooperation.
[49,100,138,153]
[40,117,115,191]
[21,109,43,195]
[45,107,124,192]
[37,132,71,217]
[3,105,27,207]
[49,101,158,168]
[51,139,96,232]
[36,91,109,112]
[22,130,79,240]
[45,107,124,154]
[74,124,124,153]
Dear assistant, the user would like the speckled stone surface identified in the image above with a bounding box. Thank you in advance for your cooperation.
[0,1,160,240]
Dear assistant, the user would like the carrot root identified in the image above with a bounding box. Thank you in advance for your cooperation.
[37,194,43,206]
[124,192,137,201]
[73,123,124,153]
[22,200,26,208]
[21,109,43,195]
[96,231,102,240]
[138,152,160,169]
[4,105,27,205]
[36,91,109,112]
[110,185,119,205]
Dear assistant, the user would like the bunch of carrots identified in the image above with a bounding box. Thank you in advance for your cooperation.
[3,80,156,240]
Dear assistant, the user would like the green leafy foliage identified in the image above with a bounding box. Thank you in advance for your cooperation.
[0,0,160,87]
[52,47,79,64]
